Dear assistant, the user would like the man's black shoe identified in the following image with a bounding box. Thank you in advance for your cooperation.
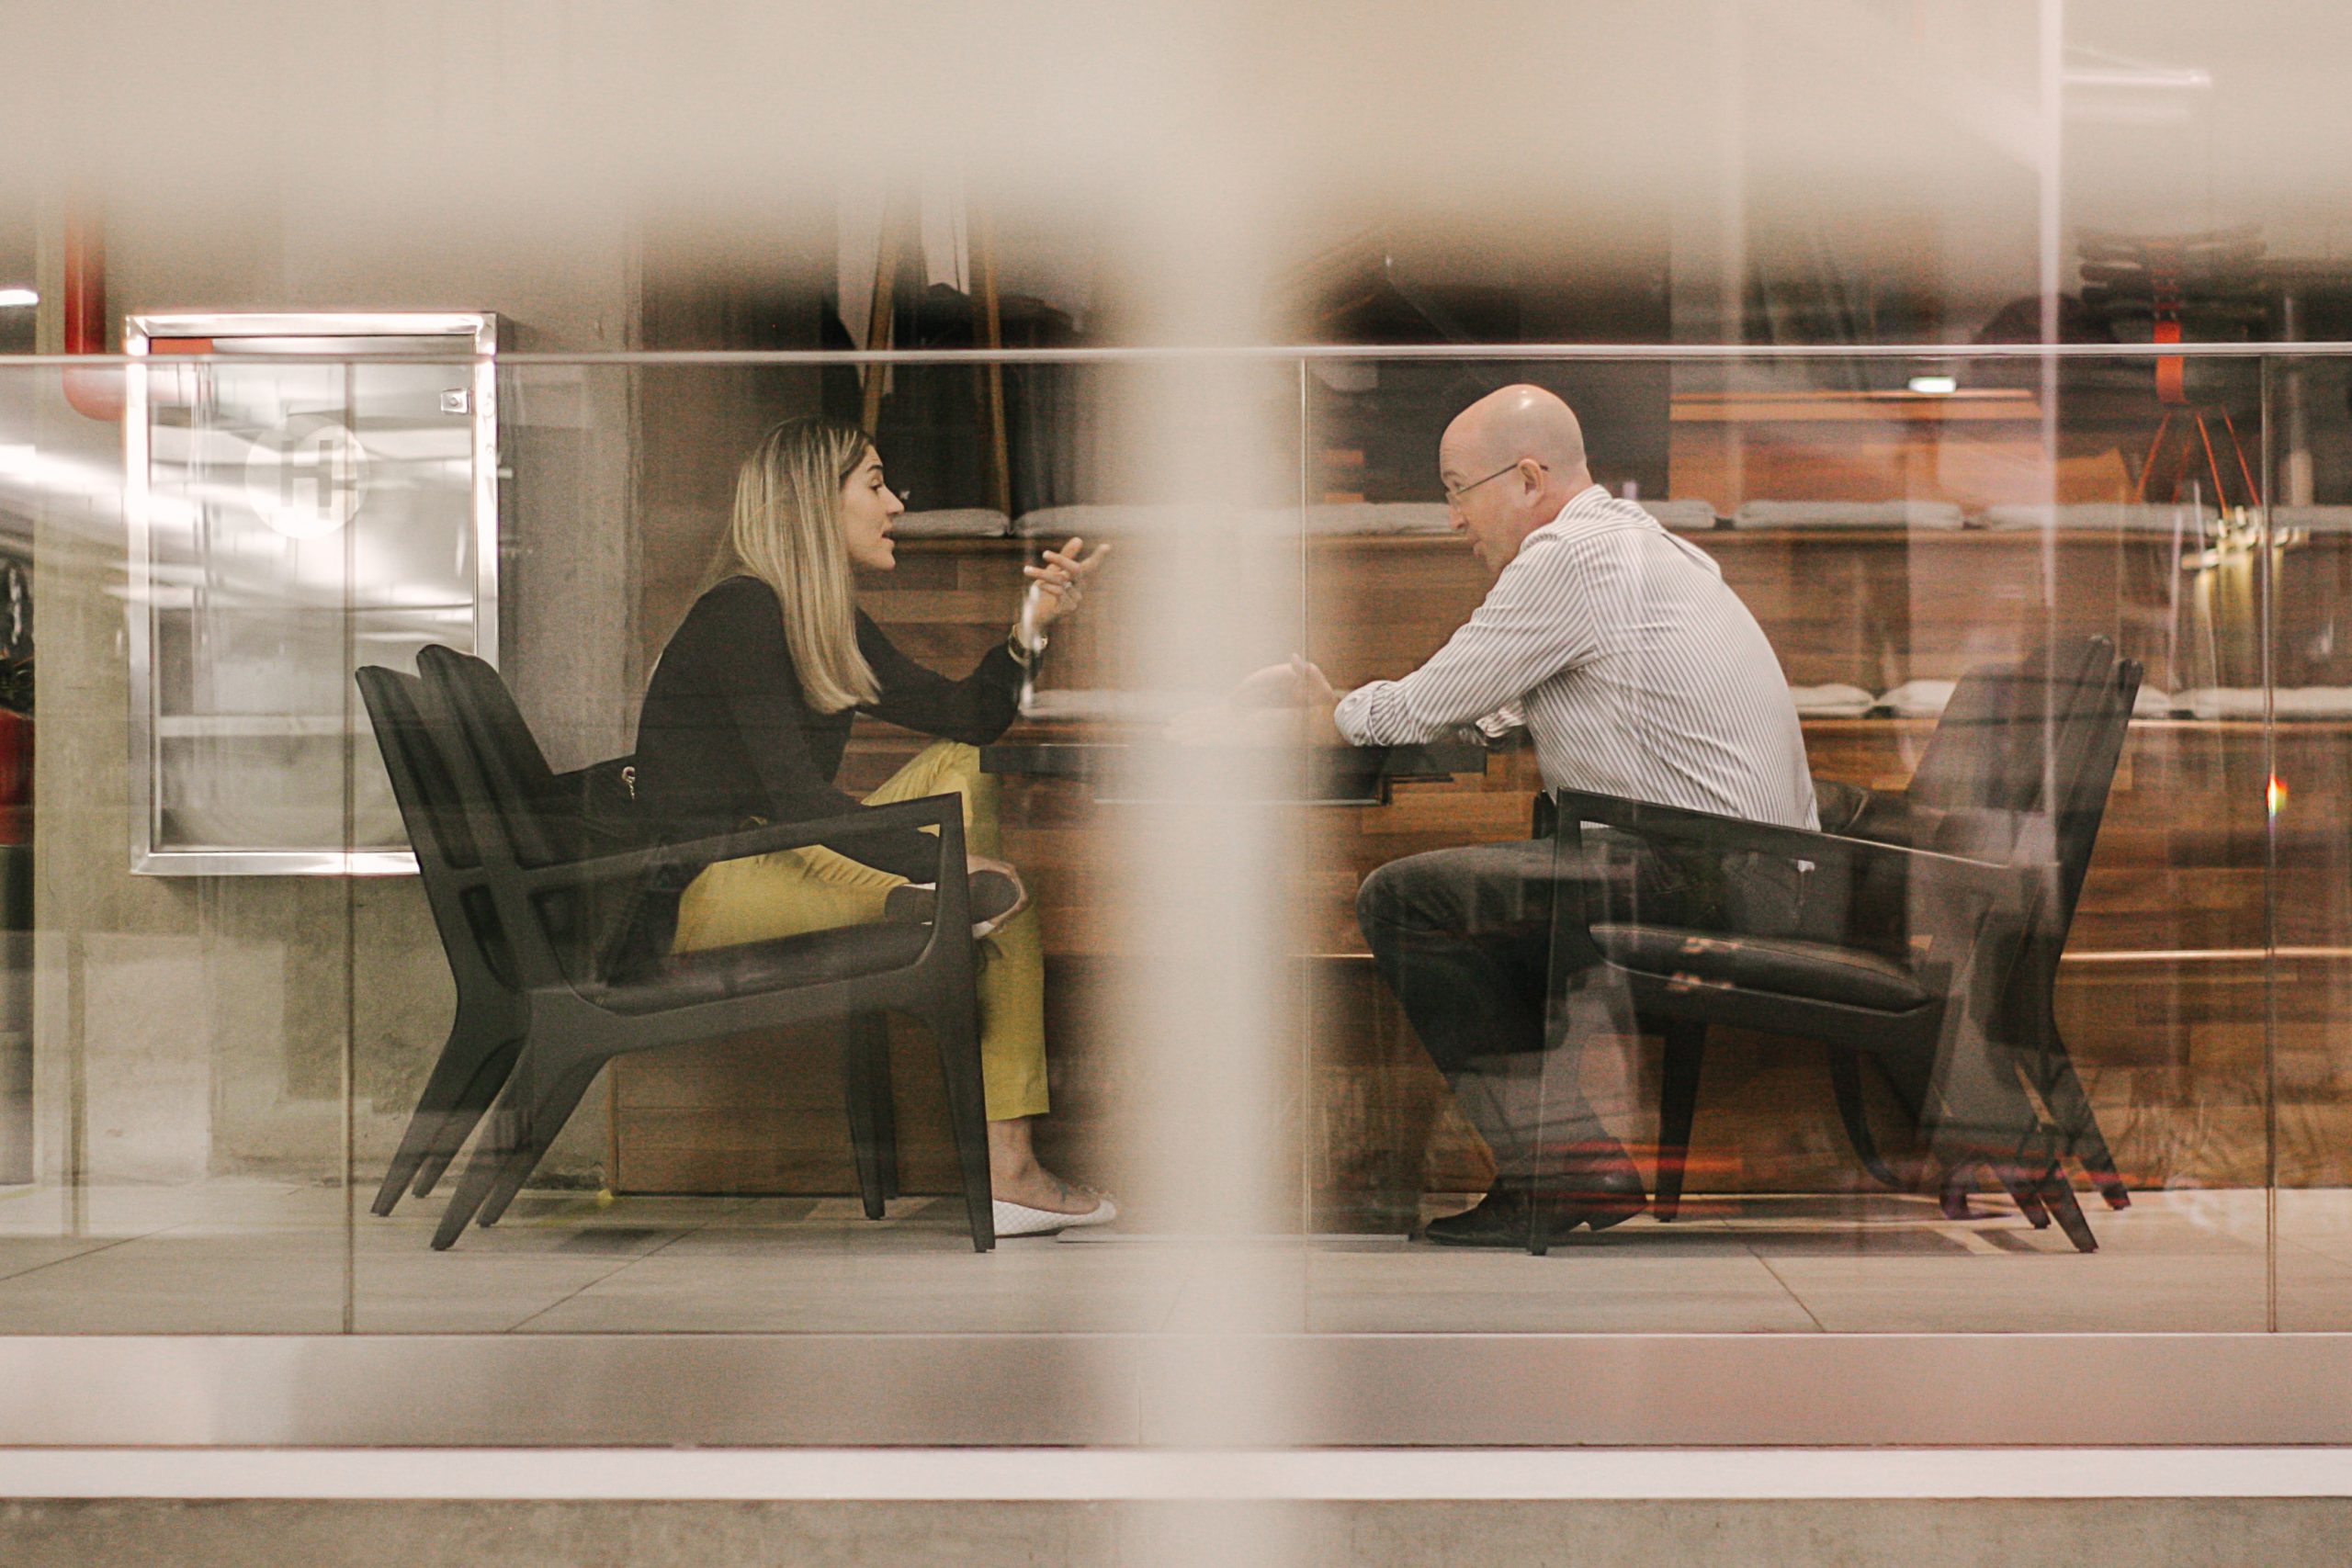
[1421,1168,1647,1249]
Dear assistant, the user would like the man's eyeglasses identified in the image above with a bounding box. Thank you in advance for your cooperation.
[1443,460,1544,507]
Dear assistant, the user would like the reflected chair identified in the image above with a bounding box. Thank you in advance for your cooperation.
[356,668,526,1216]
[1551,787,2086,1251]
[357,649,993,1251]
[356,667,637,1216]
[1804,638,2140,1213]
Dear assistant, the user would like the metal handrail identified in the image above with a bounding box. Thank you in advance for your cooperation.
[9,340,2352,367]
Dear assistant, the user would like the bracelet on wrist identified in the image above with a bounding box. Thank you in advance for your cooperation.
[1007,626,1046,668]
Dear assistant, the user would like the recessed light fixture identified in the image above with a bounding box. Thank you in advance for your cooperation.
[0,288,37,309]
[1907,375,1958,395]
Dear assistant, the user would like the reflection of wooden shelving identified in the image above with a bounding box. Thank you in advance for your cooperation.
[1670,389,2041,423]
[1668,388,2129,513]
[616,525,2352,1204]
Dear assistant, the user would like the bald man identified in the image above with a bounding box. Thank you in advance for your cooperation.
[1328,386,1816,1246]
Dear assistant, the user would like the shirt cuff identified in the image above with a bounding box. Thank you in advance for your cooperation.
[1332,683,1380,745]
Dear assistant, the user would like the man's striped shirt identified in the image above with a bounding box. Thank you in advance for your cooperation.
[1334,485,1818,830]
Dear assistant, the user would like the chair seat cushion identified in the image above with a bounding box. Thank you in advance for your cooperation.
[1593,924,1932,1012]
[592,922,934,1013]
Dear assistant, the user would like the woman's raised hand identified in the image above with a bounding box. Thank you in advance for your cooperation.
[1022,536,1112,631]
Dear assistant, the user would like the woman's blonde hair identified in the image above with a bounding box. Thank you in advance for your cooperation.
[718,416,881,713]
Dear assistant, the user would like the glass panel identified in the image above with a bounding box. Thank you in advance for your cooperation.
[7,344,2333,1343]
[344,352,1317,1346]
[0,357,353,1330]
[2266,350,2352,1328]
[1307,347,2280,1332]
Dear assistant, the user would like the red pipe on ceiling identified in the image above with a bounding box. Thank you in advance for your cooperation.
[62,203,123,422]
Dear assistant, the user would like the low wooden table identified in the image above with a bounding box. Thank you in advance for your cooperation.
[978,735,1488,806]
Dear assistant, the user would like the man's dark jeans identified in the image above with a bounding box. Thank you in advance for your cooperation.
[1357,833,1805,1182]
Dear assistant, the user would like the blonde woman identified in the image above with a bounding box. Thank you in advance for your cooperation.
[633,416,1110,1235]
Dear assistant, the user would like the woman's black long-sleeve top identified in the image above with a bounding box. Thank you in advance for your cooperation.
[633,574,1024,882]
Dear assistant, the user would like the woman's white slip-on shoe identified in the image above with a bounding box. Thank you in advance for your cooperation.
[991,1193,1119,1238]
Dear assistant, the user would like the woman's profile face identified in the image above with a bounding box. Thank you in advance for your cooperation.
[837,446,905,571]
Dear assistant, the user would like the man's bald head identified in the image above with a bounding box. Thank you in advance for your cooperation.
[1438,384,1594,575]
[1442,384,1590,482]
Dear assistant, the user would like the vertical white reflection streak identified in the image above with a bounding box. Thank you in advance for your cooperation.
[1106,188,1305,1568]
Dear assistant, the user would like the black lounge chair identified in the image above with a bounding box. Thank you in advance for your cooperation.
[357,649,994,1251]
[1548,646,2139,1255]
[1804,637,2140,1214]
[358,664,639,1216]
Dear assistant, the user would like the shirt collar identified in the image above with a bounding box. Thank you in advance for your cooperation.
[1533,483,1634,538]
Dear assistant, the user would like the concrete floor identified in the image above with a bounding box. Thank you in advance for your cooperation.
[4,1178,2351,1334]
[9,1495,2352,1568]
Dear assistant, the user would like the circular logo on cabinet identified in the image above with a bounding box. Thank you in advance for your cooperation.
[244,415,369,539]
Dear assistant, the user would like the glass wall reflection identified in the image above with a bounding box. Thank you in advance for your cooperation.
[2267,350,2352,1330]
[1303,348,2314,1333]
[3,356,350,1331]
[0,346,2346,1339]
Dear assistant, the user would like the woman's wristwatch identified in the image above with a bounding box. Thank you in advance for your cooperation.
[1007,624,1047,669]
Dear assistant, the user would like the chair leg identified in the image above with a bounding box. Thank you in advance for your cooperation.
[843,1015,890,1222]
[2029,1009,2130,1210]
[475,1058,605,1230]
[1653,1022,1706,1223]
[1984,1141,2099,1251]
[1996,1164,2052,1230]
[922,987,995,1252]
[406,1037,522,1202]
[1826,1050,1905,1191]
[1939,1164,1979,1221]
[2034,1162,2099,1253]
[432,1075,529,1251]
[371,1026,514,1215]
[869,1027,901,1201]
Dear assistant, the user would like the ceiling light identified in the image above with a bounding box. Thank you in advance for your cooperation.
[1907,375,1958,396]
[0,288,37,309]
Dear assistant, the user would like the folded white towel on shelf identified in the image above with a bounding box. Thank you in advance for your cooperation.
[1015,503,1149,538]
[2134,685,2182,717]
[2179,687,2352,720]
[1788,683,1877,716]
[1304,502,1455,536]
[1011,499,1715,538]
[1014,503,1293,538]
[892,507,1012,539]
[2275,688,2352,717]
[1729,500,1968,531]
[1637,498,1720,532]
[1976,502,2216,535]
[2267,505,2352,535]
[1880,679,1958,717]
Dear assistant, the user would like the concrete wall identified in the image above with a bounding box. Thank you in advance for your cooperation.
[33,186,641,1191]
